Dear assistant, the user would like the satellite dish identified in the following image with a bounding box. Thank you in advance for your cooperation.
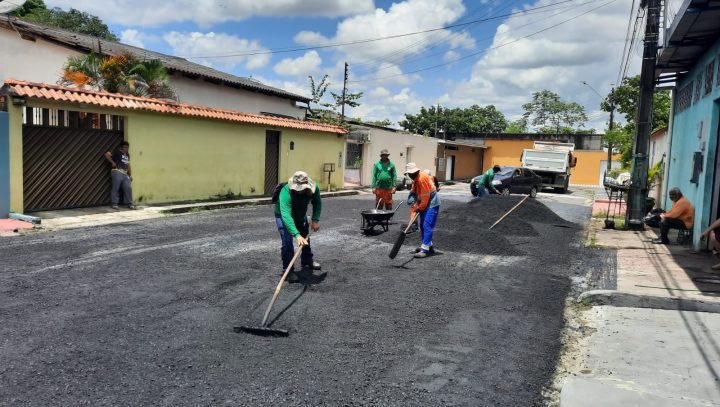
[0,0,25,14]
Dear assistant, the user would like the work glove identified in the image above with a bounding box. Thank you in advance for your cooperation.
[407,193,417,205]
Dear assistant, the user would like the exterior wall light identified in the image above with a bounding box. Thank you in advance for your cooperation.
[11,96,26,106]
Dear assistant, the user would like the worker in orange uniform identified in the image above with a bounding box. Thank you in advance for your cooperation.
[405,162,441,258]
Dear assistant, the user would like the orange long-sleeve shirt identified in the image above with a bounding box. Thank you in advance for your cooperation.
[665,196,694,229]
[410,172,438,212]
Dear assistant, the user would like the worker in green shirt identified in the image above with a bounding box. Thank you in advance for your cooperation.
[274,171,322,283]
[372,149,397,210]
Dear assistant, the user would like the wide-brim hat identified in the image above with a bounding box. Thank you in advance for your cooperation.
[288,171,316,192]
[405,162,420,174]
[380,149,390,156]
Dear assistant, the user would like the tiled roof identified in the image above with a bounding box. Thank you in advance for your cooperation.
[2,80,346,134]
[0,16,311,103]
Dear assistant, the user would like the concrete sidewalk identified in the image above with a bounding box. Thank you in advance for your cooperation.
[560,215,720,406]
[2,190,360,235]
[584,219,720,311]
[561,306,720,406]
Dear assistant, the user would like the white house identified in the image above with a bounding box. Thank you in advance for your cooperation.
[0,15,310,118]
[345,122,438,187]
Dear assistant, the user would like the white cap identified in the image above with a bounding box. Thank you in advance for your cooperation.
[405,162,420,174]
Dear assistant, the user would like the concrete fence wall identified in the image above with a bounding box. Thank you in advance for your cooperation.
[0,111,8,218]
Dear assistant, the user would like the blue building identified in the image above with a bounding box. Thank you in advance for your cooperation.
[656,0,720,247]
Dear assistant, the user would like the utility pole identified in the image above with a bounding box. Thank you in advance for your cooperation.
[341,62,348,119]
[626,0,661,229]
[434,103,440,138]
[607,88,615,173]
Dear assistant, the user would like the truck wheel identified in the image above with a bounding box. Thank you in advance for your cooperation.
[529,186,538,198]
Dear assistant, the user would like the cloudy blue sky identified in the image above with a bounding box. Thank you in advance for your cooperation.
[44,0,667,131]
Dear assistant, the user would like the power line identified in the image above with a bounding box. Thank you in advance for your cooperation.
[363,0,602,76]
[349,0,619,84]
[351,0,527,72]
[175,0,578,59]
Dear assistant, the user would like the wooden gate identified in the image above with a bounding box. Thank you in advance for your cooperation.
[23,108,124,212]
[264,130,280,195]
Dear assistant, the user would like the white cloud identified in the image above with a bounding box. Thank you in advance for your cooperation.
[443,50,460,63]
[46,0,376,27]
[273,51,323,77]
[119,29,160,48]
[295,0,470,68]
[444,0,640,132]
[163,31,270,71]
[351,87,425,125]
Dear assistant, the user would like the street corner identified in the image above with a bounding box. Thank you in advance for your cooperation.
[0,218,35,236]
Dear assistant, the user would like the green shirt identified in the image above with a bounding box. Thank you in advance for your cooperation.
[273,183,322,236]
[372,160,397,189]
[477,168,497,191]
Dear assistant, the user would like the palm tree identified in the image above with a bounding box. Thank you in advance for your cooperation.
[59,52,176,100]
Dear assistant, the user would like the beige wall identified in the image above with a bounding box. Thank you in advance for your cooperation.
[436,144,484,180]
[170,75,306,119]
[359,129,438,185]
[7,102,23,212]
[125,112,267,203]
[279,130,346,190]
[9,99,343,209]
[0,29,82,85]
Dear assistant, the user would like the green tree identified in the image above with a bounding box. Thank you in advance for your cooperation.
[60,52,175,99]
[399,104,507,136]
[597,75,671,167]
[522,90,588,133]
[12,1,118,41]
[601,75,671,132]
[366,119,392,127]
[504,119,528,133]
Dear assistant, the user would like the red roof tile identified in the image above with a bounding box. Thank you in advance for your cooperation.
[2,80,347,134]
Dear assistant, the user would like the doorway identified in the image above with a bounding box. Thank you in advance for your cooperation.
[264,130,280,195]
[445,155,455,181]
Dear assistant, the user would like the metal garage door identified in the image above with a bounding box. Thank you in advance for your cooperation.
[23,108,124,212]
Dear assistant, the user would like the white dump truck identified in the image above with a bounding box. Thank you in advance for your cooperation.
[520,141,577,193]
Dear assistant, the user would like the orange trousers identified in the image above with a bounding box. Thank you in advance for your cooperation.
[374,188,393,209]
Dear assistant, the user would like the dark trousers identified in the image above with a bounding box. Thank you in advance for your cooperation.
[275,213,313,272]
[660,217,686,243]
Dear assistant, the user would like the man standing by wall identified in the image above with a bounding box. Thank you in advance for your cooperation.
[274,171,322,283]
[372,149,397,210]
[104,141,135,210]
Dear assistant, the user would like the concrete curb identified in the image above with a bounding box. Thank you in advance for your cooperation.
[159,190,360,214]
[578,289,720,314]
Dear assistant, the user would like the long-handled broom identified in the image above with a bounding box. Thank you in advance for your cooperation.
[389,212,420,259]
[234,245,303,337]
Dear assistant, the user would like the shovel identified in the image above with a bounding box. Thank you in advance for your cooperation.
[389,211,420,259]
[234,244,304,337]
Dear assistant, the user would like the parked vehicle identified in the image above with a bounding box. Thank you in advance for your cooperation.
[470,167,542,198]
[520,141,577,193]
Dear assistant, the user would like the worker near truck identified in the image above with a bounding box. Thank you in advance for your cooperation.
[274,171,322,283]
[475,165,502,197]
[371,149,397,210]
[653,187,694,245]
[406,162,441,258]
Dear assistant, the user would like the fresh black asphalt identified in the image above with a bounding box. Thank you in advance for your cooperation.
[0,192,614,406]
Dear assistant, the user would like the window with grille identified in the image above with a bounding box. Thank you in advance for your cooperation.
[705,61,714,96]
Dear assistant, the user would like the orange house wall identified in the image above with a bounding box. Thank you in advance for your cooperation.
[482,139,620,186]
[482,140,533,171]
